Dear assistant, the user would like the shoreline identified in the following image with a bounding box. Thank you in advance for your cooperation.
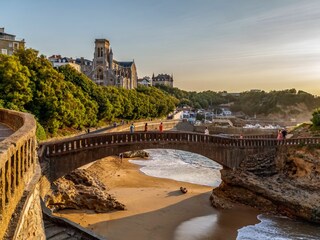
[55,156,260,240]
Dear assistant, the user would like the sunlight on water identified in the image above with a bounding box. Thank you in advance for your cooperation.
[174,214,217,240]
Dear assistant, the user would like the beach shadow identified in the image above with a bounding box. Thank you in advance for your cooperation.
[166,190,184,197]
[81,192,259,240]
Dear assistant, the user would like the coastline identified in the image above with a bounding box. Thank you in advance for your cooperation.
[55,156,260,240]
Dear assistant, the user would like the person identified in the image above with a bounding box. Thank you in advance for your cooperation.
[159,122,163,132]
[277,129,283,140]
[144,123,148,132]
[113,122,117,127]
[119,153,123,163]
[87,128,90,133]
[282,128,288,139]
[130,123,135,133]
[204,127,209,135]
[239,134,243,139]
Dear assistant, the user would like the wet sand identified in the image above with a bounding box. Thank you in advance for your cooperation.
[56,156,260,240]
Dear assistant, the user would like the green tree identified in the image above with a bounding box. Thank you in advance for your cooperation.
[0,54,32,110]
[311,108,320,127]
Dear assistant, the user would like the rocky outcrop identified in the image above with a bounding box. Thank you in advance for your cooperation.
[122,150,149,158]
[45,169,125,213]
[211,146,320,223]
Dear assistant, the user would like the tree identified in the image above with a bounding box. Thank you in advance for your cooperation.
[311,108,320,127]
[0,54,32,110]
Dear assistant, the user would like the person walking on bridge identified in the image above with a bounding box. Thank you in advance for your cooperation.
[144,123,148,132]
[130,123,135,133]
[282,128,288,139]
[277,129,283,140]
[159,122,163,132]
[204,127,209,135]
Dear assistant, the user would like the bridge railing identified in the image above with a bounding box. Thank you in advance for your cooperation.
[0,109,37,240]
[42,131,320,158]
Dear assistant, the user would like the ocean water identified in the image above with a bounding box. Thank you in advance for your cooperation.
[129,149,222,187]
[130,149,320,240]
[237,214,320,240]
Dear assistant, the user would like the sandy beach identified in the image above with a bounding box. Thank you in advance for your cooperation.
[56,156,260,240]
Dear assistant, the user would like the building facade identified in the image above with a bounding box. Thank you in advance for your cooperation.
[152,73,173,87]
[79,39,137,89]
[137,76,152,87]
[0,28,25,55]
[48,55,81,72]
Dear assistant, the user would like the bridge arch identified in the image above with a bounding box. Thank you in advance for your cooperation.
[38,131,313,181]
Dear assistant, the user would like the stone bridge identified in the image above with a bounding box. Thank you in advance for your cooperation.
[40,131,320,181]
[2,108,320,240]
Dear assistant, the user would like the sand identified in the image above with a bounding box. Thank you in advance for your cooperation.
[56,156,260,240]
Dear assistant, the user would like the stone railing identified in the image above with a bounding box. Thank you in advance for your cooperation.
[0,109,37,239]
[42,131,320,158]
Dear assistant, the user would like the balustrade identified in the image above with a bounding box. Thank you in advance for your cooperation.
[41,131,320,158]
[0,110,36,240]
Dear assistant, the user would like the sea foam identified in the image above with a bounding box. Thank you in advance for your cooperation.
[129,149,222,187]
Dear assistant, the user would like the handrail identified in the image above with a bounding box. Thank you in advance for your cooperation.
[40,131,320,158]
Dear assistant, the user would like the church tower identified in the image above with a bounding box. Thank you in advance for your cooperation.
[92,39,113,86]
[88,38,137,89]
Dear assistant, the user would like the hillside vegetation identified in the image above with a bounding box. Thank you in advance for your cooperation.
[1,48,319,139]
[0,49,177,137]
[157,85,320,121]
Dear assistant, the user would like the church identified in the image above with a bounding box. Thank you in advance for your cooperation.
[79,39,138,89]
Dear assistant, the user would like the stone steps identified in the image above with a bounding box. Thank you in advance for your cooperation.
[242,150,278,177]
[43,214,104,240]
[44,220,78,240]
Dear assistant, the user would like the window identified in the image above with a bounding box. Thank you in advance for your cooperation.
[1,49,7,55]
[98,69,103,80]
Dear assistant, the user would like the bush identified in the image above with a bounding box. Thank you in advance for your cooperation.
[36,121,46,141]
[311,108,320,127]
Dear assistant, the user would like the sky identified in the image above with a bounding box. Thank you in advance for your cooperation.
[1,0,320,95]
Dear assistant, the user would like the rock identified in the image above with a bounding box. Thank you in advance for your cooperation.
[122,150,149,158]
[180,187,188,194]
[209,191,233,209]
[212,146,320,223]
[45,169,125,213]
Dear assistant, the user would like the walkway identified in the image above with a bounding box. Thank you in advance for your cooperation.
[0,123,14,141]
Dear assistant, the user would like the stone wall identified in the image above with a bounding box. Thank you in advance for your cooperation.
[14,172,45,240]
[0,109,42,239]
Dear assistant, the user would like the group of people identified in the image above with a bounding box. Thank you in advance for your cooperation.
[129,122,164,133]
[277,128,288,140]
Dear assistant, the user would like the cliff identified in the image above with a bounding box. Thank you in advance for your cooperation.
[211,145,320,223]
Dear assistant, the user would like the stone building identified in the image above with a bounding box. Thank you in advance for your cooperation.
[0,27,25,55]
[48,55,81,72]
[79,39,137,89]
[137,76,152,87]
[152,73,174,87]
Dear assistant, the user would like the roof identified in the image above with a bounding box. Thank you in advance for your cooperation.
[117,61,134,68]
[75,58,92,64]
[153,74,173,81]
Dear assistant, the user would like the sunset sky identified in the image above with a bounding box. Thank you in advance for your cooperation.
[2,0,320,95]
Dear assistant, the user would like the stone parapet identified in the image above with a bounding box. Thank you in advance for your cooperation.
[0,109,37,239]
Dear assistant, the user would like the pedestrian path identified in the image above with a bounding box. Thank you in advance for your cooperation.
[0,123,14,141]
